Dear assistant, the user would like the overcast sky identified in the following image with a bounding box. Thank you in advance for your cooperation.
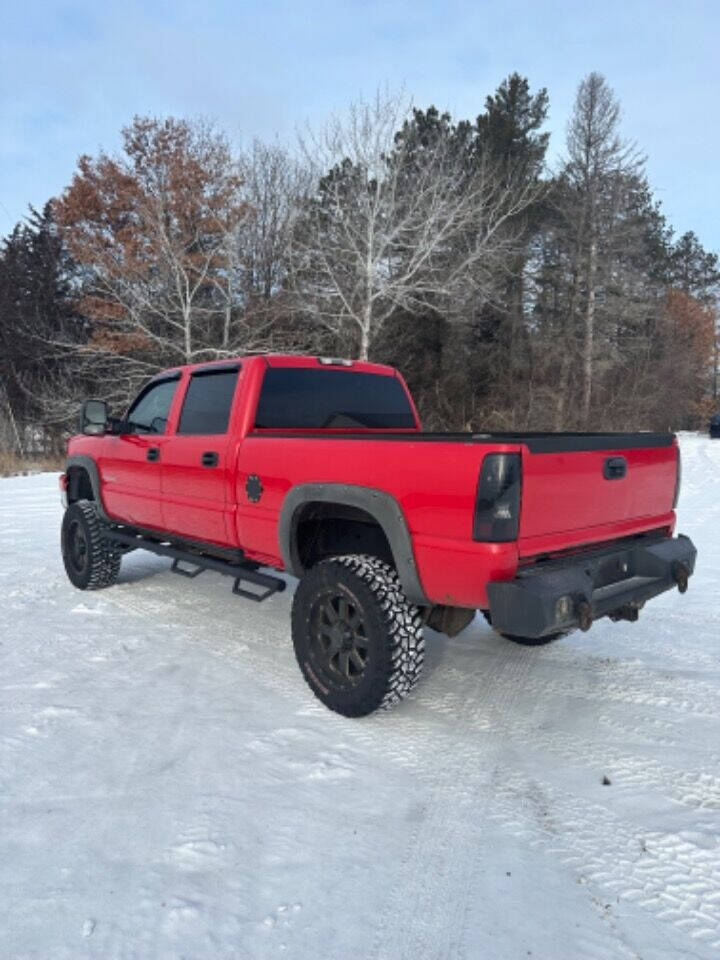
[2,0,718,251]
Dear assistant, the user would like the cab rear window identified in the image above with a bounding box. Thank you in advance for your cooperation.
[254,368,416,429]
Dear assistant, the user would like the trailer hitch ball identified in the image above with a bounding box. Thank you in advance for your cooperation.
[672,561,689,594]
[577,600,593,632]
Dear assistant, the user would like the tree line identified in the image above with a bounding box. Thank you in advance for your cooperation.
[1,72,718,457]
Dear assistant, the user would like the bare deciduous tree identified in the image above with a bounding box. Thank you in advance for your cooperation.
[555,73,644,427]
[237,140,310,304]
[291,91,544,360]
[3,77,716,458]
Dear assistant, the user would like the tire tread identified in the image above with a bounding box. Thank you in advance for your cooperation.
[62,500,121,590]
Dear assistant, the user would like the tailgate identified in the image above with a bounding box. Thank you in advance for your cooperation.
[518,439,678,556]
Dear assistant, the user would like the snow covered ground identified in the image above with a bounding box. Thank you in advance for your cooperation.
[1,435,718,960]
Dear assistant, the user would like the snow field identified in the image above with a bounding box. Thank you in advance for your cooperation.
[0,434,718,959]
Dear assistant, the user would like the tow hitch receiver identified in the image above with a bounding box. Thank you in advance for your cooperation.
[487,533,697,640]
[577,601,593,632]
[609,604,641,623]
[672,561,689,594]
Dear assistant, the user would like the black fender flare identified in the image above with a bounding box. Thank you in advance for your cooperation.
[278,483,428,606]
[65,455,112,523]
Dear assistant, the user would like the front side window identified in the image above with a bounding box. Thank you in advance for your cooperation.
[125,378,178,434]
[177,369,240,435]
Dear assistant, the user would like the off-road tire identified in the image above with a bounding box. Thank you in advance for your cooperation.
[61,500,121,590]
[480,609,563,646]
[291,555,425,717]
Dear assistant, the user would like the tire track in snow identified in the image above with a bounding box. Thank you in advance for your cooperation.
[70,438,720,958]
[105,578,537,959]
[597,707,680,749]
[369,643,539,960]
[488,771,720,953]
[518,661,720,721]
[390,643,720,954]
[105,577,720,956]
[396,682,720,957]
[415,642,720,813]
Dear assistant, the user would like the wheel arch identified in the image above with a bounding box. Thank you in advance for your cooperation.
[65,455,112,522]
[279,483,428,606]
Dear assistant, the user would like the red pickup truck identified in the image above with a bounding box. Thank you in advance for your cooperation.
[60,354,696,716]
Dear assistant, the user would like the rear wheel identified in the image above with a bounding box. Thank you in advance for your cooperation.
[291,555,425,717]
[480,609,563,646]
[61,500,121,590]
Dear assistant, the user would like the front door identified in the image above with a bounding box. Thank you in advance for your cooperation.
[98,375,180,529]
[161,365,242,545]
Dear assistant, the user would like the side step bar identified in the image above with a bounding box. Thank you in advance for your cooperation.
[105,529,286,602]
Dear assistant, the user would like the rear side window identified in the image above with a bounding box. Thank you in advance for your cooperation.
[254,368,416,429]
[178,369,239,435]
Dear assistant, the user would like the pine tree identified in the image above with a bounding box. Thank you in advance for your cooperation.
[0,204,82,450]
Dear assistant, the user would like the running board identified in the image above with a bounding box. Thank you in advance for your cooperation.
[105,529,286,602]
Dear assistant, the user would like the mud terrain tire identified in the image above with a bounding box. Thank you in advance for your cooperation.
[61,500,121,590]
[292,555,425,717]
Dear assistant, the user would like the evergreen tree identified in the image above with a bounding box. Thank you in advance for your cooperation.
[0,204,83,450]
[666,231,720,302]
[474,72,550,182]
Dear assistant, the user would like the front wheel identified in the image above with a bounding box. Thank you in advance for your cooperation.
[291,555,425,717]
[61,500,122,590]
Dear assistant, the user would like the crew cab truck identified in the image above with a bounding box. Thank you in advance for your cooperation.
[59,354,696,717]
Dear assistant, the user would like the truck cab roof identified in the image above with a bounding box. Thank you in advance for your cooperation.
[154,354,399,379]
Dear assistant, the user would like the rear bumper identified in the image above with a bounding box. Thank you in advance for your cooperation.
[487,534,697,639]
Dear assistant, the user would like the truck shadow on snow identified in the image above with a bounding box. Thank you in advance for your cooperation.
[114,548,534,695]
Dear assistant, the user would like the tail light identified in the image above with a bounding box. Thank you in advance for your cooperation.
[473,453,522,542]
[672,445,682,509]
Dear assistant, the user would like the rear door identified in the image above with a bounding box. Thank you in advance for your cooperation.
[236,362,420,560]
[161,365,241,545]
[99,374,180,529]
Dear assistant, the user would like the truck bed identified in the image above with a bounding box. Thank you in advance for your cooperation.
[238,427,679,607]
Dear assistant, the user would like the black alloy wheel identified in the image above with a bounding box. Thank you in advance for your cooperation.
[67,518,90,576]
[308,588,370,690]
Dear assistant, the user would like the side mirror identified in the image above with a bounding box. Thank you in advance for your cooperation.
[80,399,108,436]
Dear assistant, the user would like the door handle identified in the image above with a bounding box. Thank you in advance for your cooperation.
[603,456,627,479]
[146,447,160,462]
[201,451,219,467]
